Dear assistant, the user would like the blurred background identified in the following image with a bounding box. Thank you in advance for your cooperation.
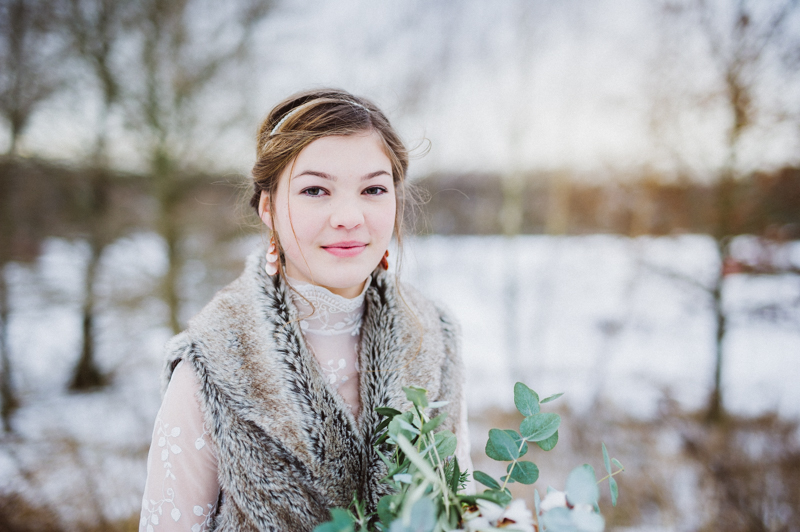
[1,0,799,530]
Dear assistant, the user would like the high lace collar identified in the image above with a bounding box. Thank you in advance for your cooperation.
[286,276,370,337]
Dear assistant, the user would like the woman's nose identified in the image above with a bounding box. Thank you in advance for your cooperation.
[329,197,365,229]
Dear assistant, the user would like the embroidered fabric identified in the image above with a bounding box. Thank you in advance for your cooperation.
[292,276,369,337]
[288,276,368,417]
[139,361,219,532]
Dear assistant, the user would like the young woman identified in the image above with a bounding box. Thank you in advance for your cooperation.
[139,89,472,532]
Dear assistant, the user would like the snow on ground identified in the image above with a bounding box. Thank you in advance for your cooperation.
[402,234,800,419]
[1,233,798,526]
[6,233,800,431]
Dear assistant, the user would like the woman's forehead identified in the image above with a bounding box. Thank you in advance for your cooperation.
[290,132,392,179]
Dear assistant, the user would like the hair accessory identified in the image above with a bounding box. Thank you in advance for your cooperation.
[269,99,370,136]
[380,250,389,270]
[265,236,279,275]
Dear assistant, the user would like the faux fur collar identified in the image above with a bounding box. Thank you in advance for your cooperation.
[162,250,463,531]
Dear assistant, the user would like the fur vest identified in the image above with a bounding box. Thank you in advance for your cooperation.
[162,250,465,531]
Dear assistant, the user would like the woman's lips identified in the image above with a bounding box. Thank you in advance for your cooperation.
[322,242,367,257]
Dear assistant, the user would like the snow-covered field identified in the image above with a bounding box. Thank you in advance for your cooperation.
[2,233,798,527]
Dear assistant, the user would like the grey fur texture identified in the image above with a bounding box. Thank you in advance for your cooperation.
[162,250,465,531]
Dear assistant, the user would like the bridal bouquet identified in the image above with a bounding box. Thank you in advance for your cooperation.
[315,383,624,532]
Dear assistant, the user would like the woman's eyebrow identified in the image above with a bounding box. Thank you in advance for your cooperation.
[293,170,391,181]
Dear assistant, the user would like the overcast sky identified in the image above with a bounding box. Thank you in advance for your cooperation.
[7,0,800,181]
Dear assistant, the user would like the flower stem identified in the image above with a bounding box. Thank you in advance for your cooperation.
[500,439,528,492]
[596,467,625,484]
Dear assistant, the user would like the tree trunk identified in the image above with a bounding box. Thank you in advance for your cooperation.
[0,270,18,432]
[706,174,735,422]
[706,250,727,424]
[0,163,19,431]
[69,171,109,391]
[69,239,106,390]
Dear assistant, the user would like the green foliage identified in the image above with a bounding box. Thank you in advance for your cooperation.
[486,429,520,461]
[598,442,624,507]
[514,382,540,416]
[507,460,539,484]
[537,430,559,451]
[473,470,501,490]
[315,508,356,532]
[314,382,624,532]
[486,429,528,460]
[566,465,599,506]
[520,412,561,442]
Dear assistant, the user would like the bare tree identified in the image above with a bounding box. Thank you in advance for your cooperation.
[653,0,800,422]
[0,164,16,432]
[0,0,65,430]
[61,0,133,390]
[125,0,271,333]
[0,0,64,156]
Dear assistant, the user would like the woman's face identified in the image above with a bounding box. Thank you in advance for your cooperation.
[259,131,396,298]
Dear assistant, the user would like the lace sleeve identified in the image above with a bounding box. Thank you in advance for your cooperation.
[140,361,220,532]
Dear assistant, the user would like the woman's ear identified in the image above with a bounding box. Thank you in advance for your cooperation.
[258,191,273,229]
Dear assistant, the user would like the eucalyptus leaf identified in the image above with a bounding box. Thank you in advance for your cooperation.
[393,473,413,484]
[509,429,530,455]
[422,413,448,434]
[388,416,416,444]
[508,460,539,485]
[602,443,611,475]
[473,470,501,490]
[499,475,515,484]
[611,458,624,470]
[375,407,402,418]
[395,417,421,435]
[485,430,527,461]
[434,430,457,458]
[313,508,355,532]
[572,508,604,532]
[541,507,575,532]
[520,412,561,442]
[376,417,393,434]
[402,497,436,532]
[462,489,512,507]
[540,392,564,404]
[609,476,619,507]
[534,489,541,518]
[566,466,599,506]
[536,430,558,451]
[514,382,540,416]
[377,495,395,527]
[396,435,439,484]
[403,386,429,408]
[486,429,520,461]
[427,400,450,409]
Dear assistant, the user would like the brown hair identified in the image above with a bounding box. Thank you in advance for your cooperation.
[250,88,410,271]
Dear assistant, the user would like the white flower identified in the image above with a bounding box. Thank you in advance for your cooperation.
[540,490,568,512]
[463,499,535,532]
[498,499,535,532]
[476,500,504,522]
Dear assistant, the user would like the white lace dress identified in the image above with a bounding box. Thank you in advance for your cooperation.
[139,278,473,531]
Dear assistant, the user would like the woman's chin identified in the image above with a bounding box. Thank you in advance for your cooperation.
[288,260,376,297]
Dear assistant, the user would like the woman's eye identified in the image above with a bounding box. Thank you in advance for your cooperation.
[363,186,388,196]
[301,187,327,197]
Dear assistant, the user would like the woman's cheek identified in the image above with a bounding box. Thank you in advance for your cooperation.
[371,205,396,242]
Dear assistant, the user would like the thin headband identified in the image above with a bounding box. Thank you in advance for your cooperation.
[269,98,370,136]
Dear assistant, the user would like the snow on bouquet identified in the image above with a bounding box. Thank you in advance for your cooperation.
[314,383,624,532]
